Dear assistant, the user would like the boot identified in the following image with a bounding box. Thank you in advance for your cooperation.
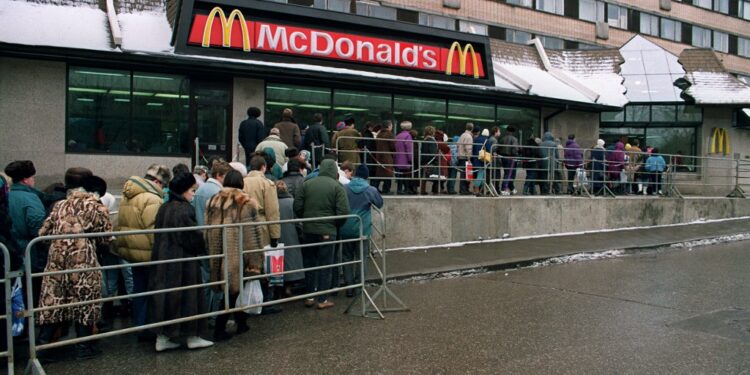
[36,324,60,364]
[74,324,102,360]
[213,312,231,341]
[234,312,249,335]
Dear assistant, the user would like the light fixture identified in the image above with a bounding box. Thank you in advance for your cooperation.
[69,87,107,93]
[114,98,130,102]
[155,93,181,98]
[147,102,163,107]
[298,104,331,109]
[76,70,126,77]
[76,98,94,102]
[266,101,296,106]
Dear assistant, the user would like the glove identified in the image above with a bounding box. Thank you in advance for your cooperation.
[270,238,278,248]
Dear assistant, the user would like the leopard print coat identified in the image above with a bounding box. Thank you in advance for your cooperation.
[36,191,112,326]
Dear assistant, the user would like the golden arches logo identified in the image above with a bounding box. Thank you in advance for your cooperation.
[445,42,479,78]
[201,7,251,52]
[710,127,730,155]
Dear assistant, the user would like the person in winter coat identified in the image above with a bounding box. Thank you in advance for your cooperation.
[435,130,451,194]
[457,123,475,195]
[563,134,584,194]
[374,120,396,194]
[281,159,306,198]
[590,139,607,195]
[340,165,383,297]
[419,126,439,195]
[293,159,350,309]
[4,160,48,302]
[644,148,667,195]
[274,181,305,295]
[35,175,112,360]
[335,116,361,166]
[0,175,23,356]
[471,127,489,195]
[498,126,520,195]
[256,128,289,168]
[239,107,267,168]
[394,121,415,195]
[204,170,262,341]
[243,156,281,249]
[305,113,330,169]
[521,137,541,195]
[193,162,231,227]
[148,172,214,352]
[537,132,557,195]
[362,122,378,184]
[273,108,301,149]
[607,141,626,194]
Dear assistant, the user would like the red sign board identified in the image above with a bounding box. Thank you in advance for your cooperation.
[187,7,485,78]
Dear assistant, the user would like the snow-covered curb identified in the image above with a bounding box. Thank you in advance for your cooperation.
[386,216,750,253]
[529,249,625,268]
[669,233,750,250]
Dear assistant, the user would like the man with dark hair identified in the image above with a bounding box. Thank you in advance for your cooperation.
[281,159,306,198]
[239,106,267,167]
[306,113,330,169]
[274,108,301,149]
[498,126,520,195]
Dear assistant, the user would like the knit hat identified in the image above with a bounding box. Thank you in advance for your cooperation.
[355,164,369,179]
[336,121,346,131]
[400,121,412,130]
[4,160,36,182]
[169,172,196,195]
[270,128,280,136]
[597,139,605,148]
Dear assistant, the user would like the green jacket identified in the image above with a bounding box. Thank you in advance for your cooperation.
[293,159,350,236]
[8,183,46,251]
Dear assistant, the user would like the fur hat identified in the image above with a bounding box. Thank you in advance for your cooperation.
[145,164,172,186]
[285,147,299,158]
[64,167,93,189]
[355,164,369,179]
[82,175,107,197]
[270,128,280,136]
[229,161,247,177]
[4,160,36,182]
[169,172,196,195]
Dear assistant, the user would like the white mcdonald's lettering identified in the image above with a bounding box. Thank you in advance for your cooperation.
[335,38,354,58]
[311,31,334,55]
[376,43,392,64]
[402,45,418,67]
[423,50,437,69]
[202,7,250,52]
[289,31,307,53]
[356,41,375,61]
[257,24,289,51]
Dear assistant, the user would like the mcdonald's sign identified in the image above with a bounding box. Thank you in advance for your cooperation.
[185,6,486,79]
[445,42,480,79]
[710,127,731,155]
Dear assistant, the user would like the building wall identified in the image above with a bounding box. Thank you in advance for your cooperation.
[543,109,600,149]
[0,57,67,187]
[232,77,265,165]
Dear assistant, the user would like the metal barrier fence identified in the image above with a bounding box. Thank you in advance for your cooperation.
[21,214,376,375]
[0,243,18,375]
[333,136,745,198]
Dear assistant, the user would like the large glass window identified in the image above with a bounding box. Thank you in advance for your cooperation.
[539,36,565,49]
[536,0,564,15]
[677,104,703,122]
[713,31,728,53]
[651,105,677,122]
[506,29,532,44]
[66,67,190,155]
[265,84,332,128]
[694,0,712,9]
[579,0,604,22]
[660,18,682,42]
[394,95,446,131]
[692,26,712,48]
[607,4,627,29]
[333,90,392,131]
[419,13,455,30]
[355,3,397,20]
[496,105,540,142]
[314,0,350,12]
[741,1,750,20]
[740,37,750,58]
[447,101,494,136]
[459,20,488,35]
[626,105,650,122]
[640,13,659,36]
[645,127,697,161]
[713,0,729,13]
[506,0,533,7]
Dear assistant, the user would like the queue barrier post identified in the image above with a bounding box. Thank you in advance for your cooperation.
[0,244,18,375]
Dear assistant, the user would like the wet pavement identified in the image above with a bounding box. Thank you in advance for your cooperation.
[31,239,750,374]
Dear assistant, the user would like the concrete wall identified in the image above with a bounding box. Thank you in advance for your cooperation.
[382,196,750,248]
[0,57,67,187]
[232,77,265,165]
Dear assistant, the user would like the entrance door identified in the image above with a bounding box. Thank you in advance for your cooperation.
[191,80,232,166]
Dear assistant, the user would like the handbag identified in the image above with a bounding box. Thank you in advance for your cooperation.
[263,244,285,286]
[478,140,491,163]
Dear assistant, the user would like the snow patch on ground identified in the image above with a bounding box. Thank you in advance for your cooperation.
[529,250,625,268]
[389,268,487,284]
[669,233,750,250]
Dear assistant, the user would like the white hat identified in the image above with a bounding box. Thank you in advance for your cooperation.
[229,161,248,177]
[597,139,605,148]
[481,129,490,137]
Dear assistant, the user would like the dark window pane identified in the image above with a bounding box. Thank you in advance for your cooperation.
[446,100,494,136]
[677,104,703,122]
[265,84,332,129]
[601,110,624,122]
[626,105,650,122]
[496,105,540,141]
[651,105,676,122]
[67,67,131,153]
[333,89,392,133]
[132,72,191,155]
[393,95,446,134]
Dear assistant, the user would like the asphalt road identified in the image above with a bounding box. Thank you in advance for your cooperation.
[36,239,750,374]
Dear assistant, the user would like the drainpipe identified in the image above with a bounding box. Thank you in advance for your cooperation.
[543,106,567,133]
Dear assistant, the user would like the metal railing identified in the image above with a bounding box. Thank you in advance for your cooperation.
[22,214,376,374]
[332,136,746,198]
[0,243,18,375]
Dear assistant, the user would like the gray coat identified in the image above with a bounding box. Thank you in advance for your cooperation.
[277,193,305,282]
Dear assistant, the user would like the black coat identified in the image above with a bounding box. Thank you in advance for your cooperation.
[147,193,207,338]
[239,117,267,154]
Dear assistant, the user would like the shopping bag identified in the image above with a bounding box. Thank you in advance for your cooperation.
[236,280,263,315]
[466,162,473,181]
[11,278,25,336]
[264,244,284,287]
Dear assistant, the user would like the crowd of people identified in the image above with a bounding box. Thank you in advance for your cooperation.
[240,108,672,198]
[0,141,383,360]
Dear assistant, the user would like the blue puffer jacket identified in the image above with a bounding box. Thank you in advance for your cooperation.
[340,178,384,239]
[7,183,46,251]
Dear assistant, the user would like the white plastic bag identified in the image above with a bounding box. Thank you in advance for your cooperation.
[264,244,285,286]
[236,280,263,315]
